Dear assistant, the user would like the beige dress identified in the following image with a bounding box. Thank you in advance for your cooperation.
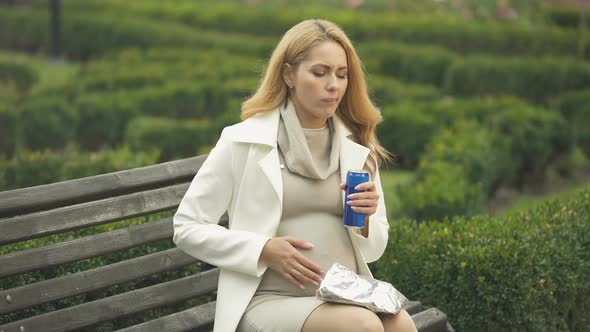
[236,121,358,332]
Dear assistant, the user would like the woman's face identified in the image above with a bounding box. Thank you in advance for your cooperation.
[284,40,349,129]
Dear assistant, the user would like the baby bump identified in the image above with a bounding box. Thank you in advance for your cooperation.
[256,213,358,297]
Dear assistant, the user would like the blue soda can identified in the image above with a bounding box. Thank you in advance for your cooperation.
[343,170,370,228]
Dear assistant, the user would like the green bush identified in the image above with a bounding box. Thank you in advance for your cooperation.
[376,189,590,331]
[62,147,159,180]
[551,90,590,157]
[0,7,274,60]
[421,120,514,195]
[443,56,590,104]
[368,75,441,106]
[20,96,78,151]
[0,148,159,191]
[361,42,455,87]
[75,94,139,150]
[124,116,213,162]
[378,102,440,169]
[395,160,485,221]
[0,103,18,158]
[0,150,63,190]
[67,0,588,59]
[450,97,573,183]
[0,61,39,93]
[547,5,585,29]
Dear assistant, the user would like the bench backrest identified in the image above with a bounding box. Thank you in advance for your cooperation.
[0,155,223,332]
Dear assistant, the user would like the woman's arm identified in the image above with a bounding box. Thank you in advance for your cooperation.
[345,168,389,263]
[173,128,271,277]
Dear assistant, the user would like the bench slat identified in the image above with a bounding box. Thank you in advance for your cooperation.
[0,268,220,332]
[0,183,189,246]
[114,302,216,332]
[403,301,422,315]
[413,308,448,332]
[0,248,198,314]
[0,155,206,218]
[0,218,172,278]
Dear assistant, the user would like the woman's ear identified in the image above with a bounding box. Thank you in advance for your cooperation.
[283,63,294,89]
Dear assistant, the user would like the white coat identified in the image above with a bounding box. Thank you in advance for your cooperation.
[173,102,389,332]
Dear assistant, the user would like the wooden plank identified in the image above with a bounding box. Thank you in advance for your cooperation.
[0,269,219,332]
[0,248,199,314]
[0,218,173,278]
[0,155,206,218]
[403,301,422,315]
[413,308,448,332]
[0,183,190,246]
[114,302,216,332]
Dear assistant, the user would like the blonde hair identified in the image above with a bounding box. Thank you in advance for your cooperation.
[241,19,391,174]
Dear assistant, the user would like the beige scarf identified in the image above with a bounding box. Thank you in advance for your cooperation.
[277,99,340,180]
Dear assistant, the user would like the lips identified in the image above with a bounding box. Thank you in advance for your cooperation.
[323,98,339,103]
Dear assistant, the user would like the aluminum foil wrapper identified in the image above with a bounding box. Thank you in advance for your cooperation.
[316,263,408,314]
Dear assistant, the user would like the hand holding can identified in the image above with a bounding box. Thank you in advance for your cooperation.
[343,170,370,228]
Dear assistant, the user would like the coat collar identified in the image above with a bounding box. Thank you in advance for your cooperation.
[233,98,356,149]
[232,98,370,188]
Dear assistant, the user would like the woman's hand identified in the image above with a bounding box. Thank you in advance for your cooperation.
[340,181,379,217]
[259,236,324,289]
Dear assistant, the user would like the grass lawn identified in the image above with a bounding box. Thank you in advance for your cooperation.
[497,181,590,216]
[379,168,415,209]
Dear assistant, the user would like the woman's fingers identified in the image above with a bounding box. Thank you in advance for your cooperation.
[346,198,378,207]
[347,191,379,200]
[282,271,305,289]
[290,267,320,287]
[350,206,376,214]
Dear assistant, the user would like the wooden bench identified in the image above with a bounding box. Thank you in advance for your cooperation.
[0,155,452,332]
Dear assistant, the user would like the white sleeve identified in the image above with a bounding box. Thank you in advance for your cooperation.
[349,168,389,263]
[173,129,270,277]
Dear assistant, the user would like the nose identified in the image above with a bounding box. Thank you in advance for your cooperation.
[326,74,338,91]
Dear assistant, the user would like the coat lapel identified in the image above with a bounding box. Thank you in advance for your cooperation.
[231,108,283,204]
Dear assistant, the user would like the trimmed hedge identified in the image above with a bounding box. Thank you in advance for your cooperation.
[378,102,439,169]
[368,75,441,106]
[124,116,214,162]
[443,55,590,104]
[0,148,159,191]
[420,120,514,196]
[64,0,590,59]
[394,160,485,221]
[0,103,18,158]
[0,60,39,93]
[0,8,274,60]
[75,94,139,150]
[379,97,573,177]
[361,42,455,88]
[551,90,590,157]
[20,96,78,151]
[375,189,590,331]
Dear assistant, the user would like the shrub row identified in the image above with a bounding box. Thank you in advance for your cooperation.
[0,8,274,60]
[0,103,18,158]
[0,60,39,93]
[551,90,590,157]
[64,0,590,59]
[124,116,214,162]
[375,189,590,331]
[386,98,571,221]
[2,7,587,106]
[0,148,159,191]
[361,42,590,104]
[379,97,572,173]
[394,120,511,220]
[442,55,590,104]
